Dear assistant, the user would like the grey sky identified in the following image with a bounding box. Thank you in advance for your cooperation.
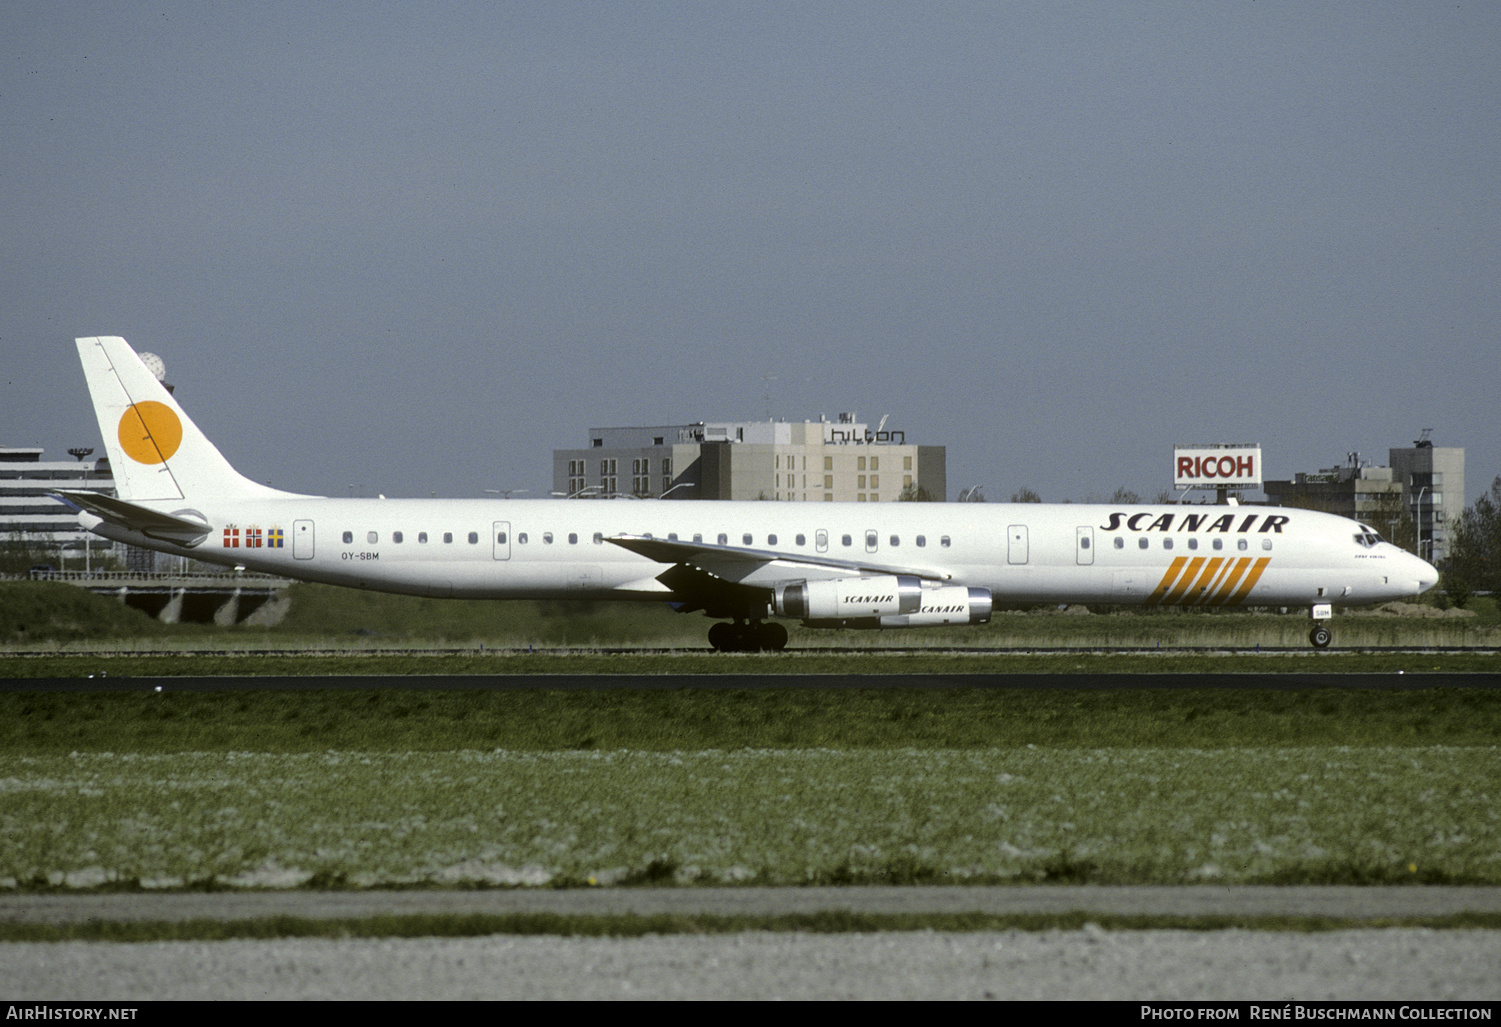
[4,2,1497,505]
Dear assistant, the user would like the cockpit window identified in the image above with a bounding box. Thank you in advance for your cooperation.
[1354,530,1382,548]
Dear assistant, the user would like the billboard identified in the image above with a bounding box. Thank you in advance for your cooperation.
[1174,444,1261,490]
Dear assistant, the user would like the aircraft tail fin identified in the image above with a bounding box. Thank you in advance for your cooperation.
[75,336,302,502]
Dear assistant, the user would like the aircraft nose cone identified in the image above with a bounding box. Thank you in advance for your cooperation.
[1408,552,1440,595]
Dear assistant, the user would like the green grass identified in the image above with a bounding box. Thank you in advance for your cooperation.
[4,649,1500,680]
[5,580,1499,650]
[3,576,1498,899]
[3,688,1500,753]
[0,581,172,644]
[5,911,1500,943]
[3,744,1497,889]
[2,689,1497,891]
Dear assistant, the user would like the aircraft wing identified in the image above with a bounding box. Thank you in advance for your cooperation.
[52,490,213,546]
[604,534,952,588]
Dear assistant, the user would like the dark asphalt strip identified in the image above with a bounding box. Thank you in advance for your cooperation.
[7,886,1501,925]
[5,672,1500,691]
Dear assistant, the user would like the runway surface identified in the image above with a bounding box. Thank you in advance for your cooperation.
[5,671,1500,691]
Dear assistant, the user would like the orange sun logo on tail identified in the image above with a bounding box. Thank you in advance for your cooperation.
[117,401,183,464]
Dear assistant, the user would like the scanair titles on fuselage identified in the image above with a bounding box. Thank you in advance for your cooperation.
[59,336,1439,650]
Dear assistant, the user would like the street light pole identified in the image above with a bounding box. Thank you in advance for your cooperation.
[1412,486,1430,559]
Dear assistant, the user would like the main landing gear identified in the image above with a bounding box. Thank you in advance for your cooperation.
[1308,602,1334,649]
[708,620,789,653]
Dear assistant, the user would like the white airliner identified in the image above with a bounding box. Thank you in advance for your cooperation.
[58,336,1438,651]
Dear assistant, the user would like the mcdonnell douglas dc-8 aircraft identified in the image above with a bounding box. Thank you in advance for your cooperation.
[58,337,1438,651]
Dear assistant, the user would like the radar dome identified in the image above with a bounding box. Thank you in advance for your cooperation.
[137,352,167,382]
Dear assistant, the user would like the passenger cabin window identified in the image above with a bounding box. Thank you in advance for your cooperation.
[916,535,926,548]
[468,532,479,544]
[1213,539,1223,551]
[940,536,951,548]
[1138,538,1149,549]
[368,531,378,544]
[342,531,353,544]
[517,533,527,544]
[443,532,453,544]
[568,533,578,544]
[795,534,806,546]
[841,534,853,547]
[743,533,753,545]
[1238,539,1248,551]
[890,535,900,547]
[418,532,428,543]
[592,532,602,544]
[1163,538,1173,550]
[1114,537,1124,549]
[1079,536,1090,549]
[496,532,507,545]
[393,532,403,543]
[717,533,728,545]
[1262,539,1273,550]
[693,534,703,543]
[768,534,777,545]
[543,532,553,544]
[1187,538,1196,551]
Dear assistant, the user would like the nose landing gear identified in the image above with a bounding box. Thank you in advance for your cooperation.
[1308,602,1333,649]
[707,620,789,652]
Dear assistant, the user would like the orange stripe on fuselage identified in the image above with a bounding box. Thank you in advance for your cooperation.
[1181,556,1224,606]
[1224,556,1272,607]
[1161,557,1205,605]
[1143,557,1189,606]
[1205,557,1253,607]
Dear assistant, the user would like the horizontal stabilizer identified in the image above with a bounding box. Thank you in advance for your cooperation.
[53,490,212,545]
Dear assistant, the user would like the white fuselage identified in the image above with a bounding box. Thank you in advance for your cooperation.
[81,496,1438,610]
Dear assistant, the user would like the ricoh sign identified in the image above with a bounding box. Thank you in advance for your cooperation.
[1174,445,1262,490]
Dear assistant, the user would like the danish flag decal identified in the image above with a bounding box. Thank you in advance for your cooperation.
[222,524,285,549]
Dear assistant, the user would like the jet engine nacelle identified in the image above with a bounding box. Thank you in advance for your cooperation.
[878,586,992,627]
[773,575,923,621]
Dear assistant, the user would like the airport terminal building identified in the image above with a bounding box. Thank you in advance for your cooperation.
[1262,439,1464,563]
[0,445,116,567]
[553,413,946,503]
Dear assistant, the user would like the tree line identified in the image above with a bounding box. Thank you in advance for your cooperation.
[1440,476,1501,607]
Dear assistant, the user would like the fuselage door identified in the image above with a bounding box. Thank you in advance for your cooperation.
[1076,525,1094,565]
[293,519,314,560]
[816,529,829,554]
[865,529,878,554]
[493,521,511,561]
[1008,524,1029,565]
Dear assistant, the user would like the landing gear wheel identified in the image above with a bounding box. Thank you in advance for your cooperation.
[1309,624,1332,649]
[757,622,789,652]
[708,622,735,652]
[708,620,788,652]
